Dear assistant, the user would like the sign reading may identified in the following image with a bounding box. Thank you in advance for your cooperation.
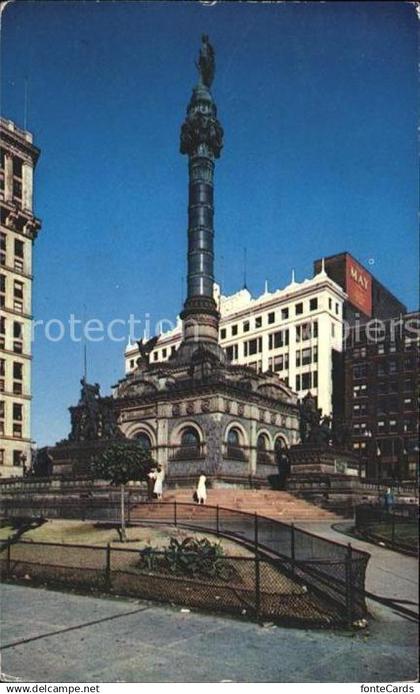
[345,255,372,317]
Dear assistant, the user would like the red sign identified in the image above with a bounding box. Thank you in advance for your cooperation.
[345,256,372,317]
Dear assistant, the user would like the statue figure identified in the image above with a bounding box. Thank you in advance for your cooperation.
[197,34,215,88]
[299,391,321,443]
[136,336,159,368]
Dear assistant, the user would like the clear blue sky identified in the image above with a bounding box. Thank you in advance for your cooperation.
[1,1,417,447]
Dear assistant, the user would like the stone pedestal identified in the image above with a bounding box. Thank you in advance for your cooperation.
[49,440,108,477]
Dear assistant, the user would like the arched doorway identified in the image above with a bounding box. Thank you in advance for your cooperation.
[257,433,271,465]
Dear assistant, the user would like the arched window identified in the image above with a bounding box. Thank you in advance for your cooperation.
[226,427,247,460]
[181,427,200,448]
[257,433,271,464]
[257,433,268,450]
[135,432,152,451]
[227,428,240,447]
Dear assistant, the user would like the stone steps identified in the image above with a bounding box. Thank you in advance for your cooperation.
[131,489,337,522]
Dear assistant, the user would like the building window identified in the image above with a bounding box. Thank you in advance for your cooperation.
[377,344,385,355]
[389,342,397,353]
[220,328,226,339]
[13,403,22,421]
[388,359,398,375]
[231,324,238,336]
[0,274,5,307]
[271,353,288,372]
[353,383,367,398]
[13,450,23,466]
[296,375,300,390]
[389,419,398,433]
[313,371,318,388]
[0,316,5,350]
[171,345,176,355]
[335,303,339,315]
[244,337,262,357]
[13,321,23,353]
[14,239,24,259]
[353,364,367,379]
[328,298,332,310]
[301,372,311,390]
[162,348,167,358]
[268,329,289,350]
[0,233,6,266]
[377,363,386,377]
[135,432,152,450]
[281,308,289,320]
[153,352,158,361]
[0,449,4,464]
[243,321,250,333]
[255,316,262,329]
[13,280,23,299]
[309,297,318,311]
[130,359,134,369]
[226,344,238,361]
[13,362,23,380]
[296,322,316,343]
[268,312,275,324]
[295,302,303,316]
[13,424,22,438]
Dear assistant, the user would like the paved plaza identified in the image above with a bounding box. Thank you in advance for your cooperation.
[0,580,417,683]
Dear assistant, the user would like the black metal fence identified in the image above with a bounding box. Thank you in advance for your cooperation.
[0,537,362,628]
[355,504,418,554]
[1,497,370,626]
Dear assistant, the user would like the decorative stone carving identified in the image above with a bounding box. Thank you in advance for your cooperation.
[172,403,180,417]
[186,401,195,415]
[238,403,244,416]
[180,112,223,159]
[224,400,231,414]
[201,399,211,413]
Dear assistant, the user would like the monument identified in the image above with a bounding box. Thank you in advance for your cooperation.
[50,37,300,486]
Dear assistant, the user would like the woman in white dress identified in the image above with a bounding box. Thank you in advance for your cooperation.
[196,471,207,505]
[152,466,165,501]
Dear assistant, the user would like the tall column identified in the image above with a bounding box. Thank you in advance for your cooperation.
[178,36,225,361]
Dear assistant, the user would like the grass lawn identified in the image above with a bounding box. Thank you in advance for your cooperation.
[13,519,254,557]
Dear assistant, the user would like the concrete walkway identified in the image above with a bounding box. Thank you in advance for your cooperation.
[0,583,418,683]
[295,521,418,612]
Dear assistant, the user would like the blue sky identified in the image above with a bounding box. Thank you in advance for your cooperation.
[1,1,417,446]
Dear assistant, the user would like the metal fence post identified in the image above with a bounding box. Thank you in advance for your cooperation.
[174,500,177,527]
[254,513,261,621]
[6,537,11,576]
[391,514,395,547]
[216,505,220,537]
[345,543,353,629]
[105,543,111,591]
[127,490,131,525]
[290,523,295,577]
[255,552,261,622]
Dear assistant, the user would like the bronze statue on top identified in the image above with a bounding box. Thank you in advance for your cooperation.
[197,34,215,88]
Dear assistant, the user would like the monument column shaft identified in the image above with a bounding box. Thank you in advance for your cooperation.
[187,156,215,300]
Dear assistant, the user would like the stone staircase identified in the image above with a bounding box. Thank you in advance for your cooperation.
[130,488,338,523]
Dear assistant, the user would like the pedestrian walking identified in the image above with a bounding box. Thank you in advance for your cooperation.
[196,471,207,505]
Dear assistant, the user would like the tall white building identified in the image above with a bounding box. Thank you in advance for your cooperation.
[125,264,346,417]
[0,118,41,477]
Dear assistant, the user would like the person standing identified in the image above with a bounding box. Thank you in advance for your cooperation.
[152,466,165,502]
[196,471,207,505]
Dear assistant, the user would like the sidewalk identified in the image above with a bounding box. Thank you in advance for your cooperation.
[0,583,418,683]
[295,521,418,612]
